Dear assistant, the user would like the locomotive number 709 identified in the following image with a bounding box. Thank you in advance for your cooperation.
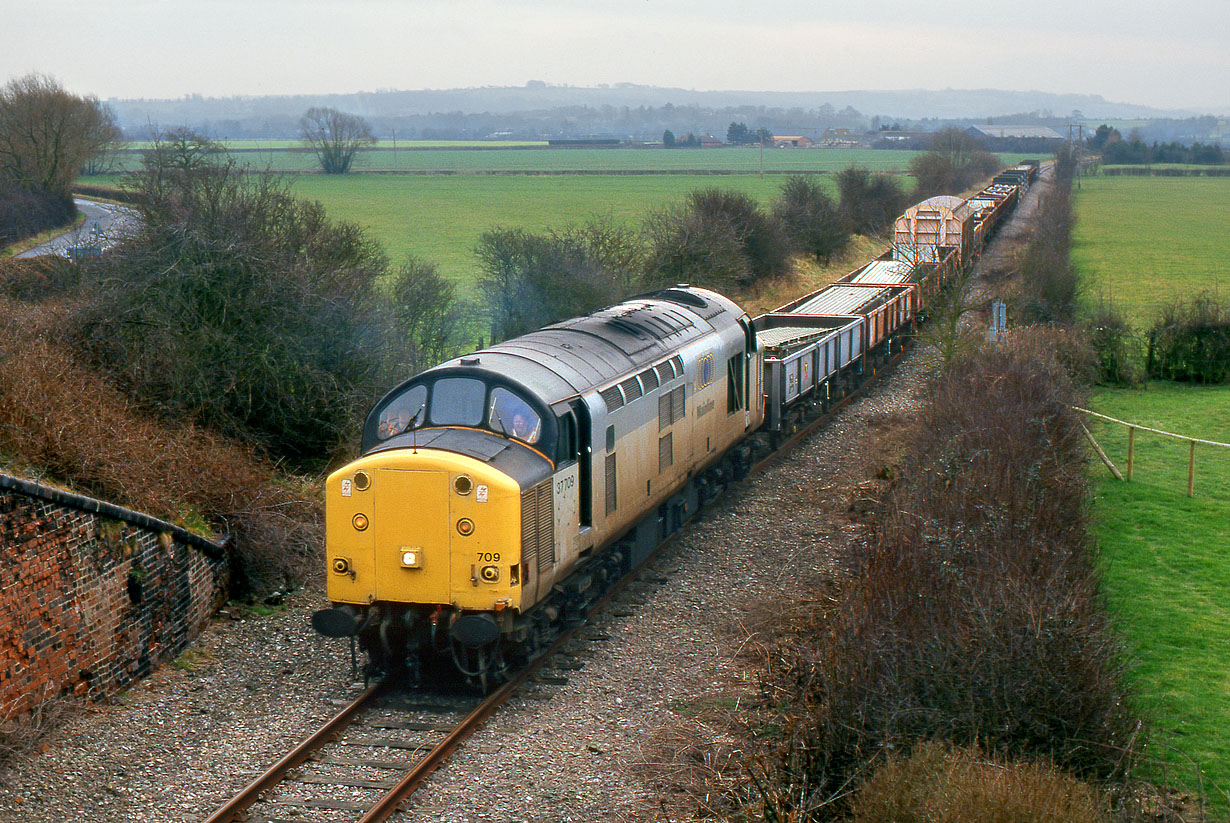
[477,552,501,562]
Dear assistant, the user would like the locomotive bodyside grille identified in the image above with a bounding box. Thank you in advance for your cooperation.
[658,432,673,472]
[521,479,555,574]
[520,488,538,572]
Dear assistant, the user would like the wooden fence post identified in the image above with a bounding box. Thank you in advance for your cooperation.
[1188,439,1196,497]
[1127,426,1136,481]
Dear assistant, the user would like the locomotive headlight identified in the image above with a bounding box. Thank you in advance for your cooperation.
[352,513,369,531]
[331,557,350,574]
[456,518,475,536]
[400,547,422,568]
[480,565,500,583]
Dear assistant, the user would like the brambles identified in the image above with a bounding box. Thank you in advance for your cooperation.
[850,742,1110,823]
[755,332,1136,819]
[0,300,318,591]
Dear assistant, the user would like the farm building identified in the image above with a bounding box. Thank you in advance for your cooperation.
[773,135,814,148]
[966,125,1065,140]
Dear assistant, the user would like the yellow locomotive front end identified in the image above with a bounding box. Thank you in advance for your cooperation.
[311,367,558,687]
[324,451,523,616]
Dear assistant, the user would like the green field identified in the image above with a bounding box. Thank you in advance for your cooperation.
[79,171,853,288]
[1075,176,1230,804]
[286,173,814,288]
[98,145,1033,176]
[1072,176,1230,326]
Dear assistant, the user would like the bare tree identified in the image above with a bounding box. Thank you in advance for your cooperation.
[80,106,126,175]
[911,127,1002,197]
[299,107,376,174]
[137,127,228,199]
[0,74,117,194]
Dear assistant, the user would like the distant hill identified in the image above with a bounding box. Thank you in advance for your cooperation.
[106,83,1211,141]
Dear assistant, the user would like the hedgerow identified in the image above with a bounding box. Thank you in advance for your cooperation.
[754,331,1137,820]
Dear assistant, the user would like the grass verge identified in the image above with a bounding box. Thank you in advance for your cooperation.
[0,213,86,258]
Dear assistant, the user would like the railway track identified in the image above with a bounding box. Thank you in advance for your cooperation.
[201,341,910,823]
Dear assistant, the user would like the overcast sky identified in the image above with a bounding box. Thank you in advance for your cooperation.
[3,0,1226,113]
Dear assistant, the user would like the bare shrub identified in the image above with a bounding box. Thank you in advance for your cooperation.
[0,686,72,776]
[641,203,747,294]
[1014,181,1079,324]
[477,217,643,341]
[1147,292,1230,384]
[850,741,1110,823]
[0,256,83,301]
[773,175,849,264]
[643,188,789,293]
[73,133,389,463]
[836,167,906,235]
[382,255,467,381]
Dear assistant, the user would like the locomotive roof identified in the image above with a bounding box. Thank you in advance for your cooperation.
[427,286,745,406]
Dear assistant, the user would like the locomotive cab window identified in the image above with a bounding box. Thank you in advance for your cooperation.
[489,387,541,444]
[377,384,427,440]
[430,377,486,427]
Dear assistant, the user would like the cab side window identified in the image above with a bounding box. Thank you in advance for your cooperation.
[556,412,578,463]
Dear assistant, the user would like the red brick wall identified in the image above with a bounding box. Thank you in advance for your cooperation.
[0,490,228,718]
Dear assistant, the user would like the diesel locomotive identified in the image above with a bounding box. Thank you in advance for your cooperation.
[312,286,763,688]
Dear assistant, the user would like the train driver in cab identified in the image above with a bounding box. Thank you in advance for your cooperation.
[490,387,541,443]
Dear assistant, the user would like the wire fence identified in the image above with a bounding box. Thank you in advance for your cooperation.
[1075,407,1230,498]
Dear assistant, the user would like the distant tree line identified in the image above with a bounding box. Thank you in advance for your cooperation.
[1088,124,1224,165]
[725,122,775,146]
[110,98,869,143]
[661,129,702,148]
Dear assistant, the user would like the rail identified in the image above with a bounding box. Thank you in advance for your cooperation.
[1073,406,1230,497]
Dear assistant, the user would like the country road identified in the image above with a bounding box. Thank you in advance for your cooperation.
[15,197,139,258]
